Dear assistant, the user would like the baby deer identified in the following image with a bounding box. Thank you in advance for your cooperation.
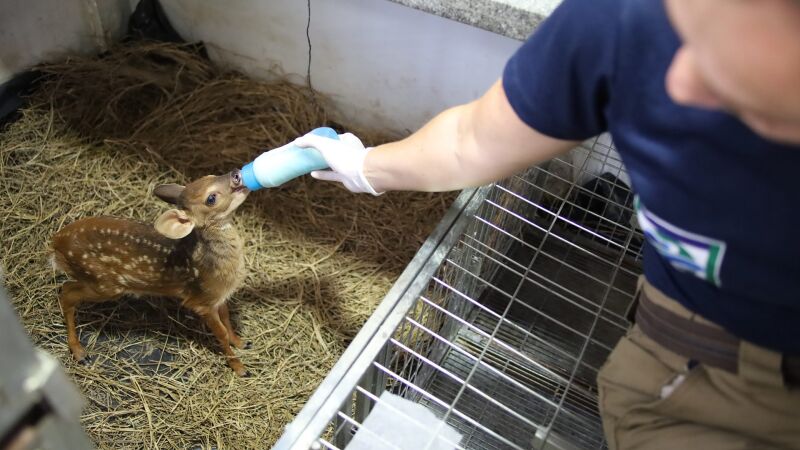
[51,170,252,376]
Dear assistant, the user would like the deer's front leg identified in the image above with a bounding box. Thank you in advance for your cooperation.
[219,302,250,350]
[200,307,249,377]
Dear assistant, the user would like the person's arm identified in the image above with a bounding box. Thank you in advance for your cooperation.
[364,79,578,192]
[295,0,617,194]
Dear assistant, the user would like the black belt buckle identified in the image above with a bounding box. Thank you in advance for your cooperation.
[634,289,740,373]
[635,288,800,388]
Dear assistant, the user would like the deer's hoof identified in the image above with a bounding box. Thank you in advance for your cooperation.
[233,365,251,377]
[71,347,88,364]
[244,341,253,350]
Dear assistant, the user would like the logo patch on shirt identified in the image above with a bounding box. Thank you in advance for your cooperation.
[635,197,726,287]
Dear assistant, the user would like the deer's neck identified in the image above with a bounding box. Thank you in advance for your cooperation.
[183,223,243,271]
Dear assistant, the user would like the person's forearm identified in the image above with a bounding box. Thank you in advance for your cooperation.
[364,104,481,192]
[362,80,578,193]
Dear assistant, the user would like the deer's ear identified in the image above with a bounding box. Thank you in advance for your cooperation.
[154,184,185,205]
[154,209,195,239]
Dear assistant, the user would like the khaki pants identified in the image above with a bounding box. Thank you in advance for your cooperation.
[597,281,800,450]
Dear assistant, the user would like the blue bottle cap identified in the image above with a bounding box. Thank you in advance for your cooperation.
[312,127,339,139]
[241,162,261,191]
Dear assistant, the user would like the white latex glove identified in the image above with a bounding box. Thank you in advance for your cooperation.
[293,132,383,195]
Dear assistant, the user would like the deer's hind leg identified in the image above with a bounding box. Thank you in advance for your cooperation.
[58,281,120,362]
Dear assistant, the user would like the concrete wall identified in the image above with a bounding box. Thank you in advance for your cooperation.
[2,0,625,185]
[0,0,130,84]
[1,0,524,133]
[158,0,523,134]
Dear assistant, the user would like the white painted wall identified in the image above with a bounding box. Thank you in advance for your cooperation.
[158,0,523,134]
[0,0,130,84]
[2,0,523,134]
[3,0,624,185]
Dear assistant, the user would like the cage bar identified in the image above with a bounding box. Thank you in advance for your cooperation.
[275,135,643,450]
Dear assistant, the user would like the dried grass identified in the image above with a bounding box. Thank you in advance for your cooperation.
[0,41,454,449]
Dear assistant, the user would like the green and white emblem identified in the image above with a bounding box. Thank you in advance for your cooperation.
[636,197,726,287]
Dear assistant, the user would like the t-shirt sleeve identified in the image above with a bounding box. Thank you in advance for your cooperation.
[503,0,620,140]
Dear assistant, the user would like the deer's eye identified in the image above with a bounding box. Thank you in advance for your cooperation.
[206,193,217,206]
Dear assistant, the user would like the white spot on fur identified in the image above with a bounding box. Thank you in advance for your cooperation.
[82,254,88,260]
[67,251,73,257]
[118,273,147,286]
[100,255,122,264]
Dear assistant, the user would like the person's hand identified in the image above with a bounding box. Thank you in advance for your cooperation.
[293,132,382,195]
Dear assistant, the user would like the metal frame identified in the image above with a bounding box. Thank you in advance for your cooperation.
[0,285,92,450]
[275,136,644,450]
[274,186,489,450]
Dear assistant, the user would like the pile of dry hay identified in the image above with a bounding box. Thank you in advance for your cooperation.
[0,42,454,448]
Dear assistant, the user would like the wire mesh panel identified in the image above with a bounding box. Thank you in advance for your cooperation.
[275,135,644,450]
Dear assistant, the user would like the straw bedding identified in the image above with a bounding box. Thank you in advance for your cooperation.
[0,42,454,448]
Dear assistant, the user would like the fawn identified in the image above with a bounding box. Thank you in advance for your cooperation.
[51,170,252,376]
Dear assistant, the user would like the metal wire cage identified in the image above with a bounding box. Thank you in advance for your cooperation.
[275,135,645,450]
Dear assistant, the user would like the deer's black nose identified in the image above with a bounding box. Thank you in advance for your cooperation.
[231,170,243,188]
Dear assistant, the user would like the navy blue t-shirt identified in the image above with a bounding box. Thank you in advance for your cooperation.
[503,0,800,353]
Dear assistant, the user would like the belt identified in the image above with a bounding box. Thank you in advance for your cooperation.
[634,288,800,386]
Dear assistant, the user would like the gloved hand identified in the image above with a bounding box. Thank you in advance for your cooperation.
[293,132,383,195]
